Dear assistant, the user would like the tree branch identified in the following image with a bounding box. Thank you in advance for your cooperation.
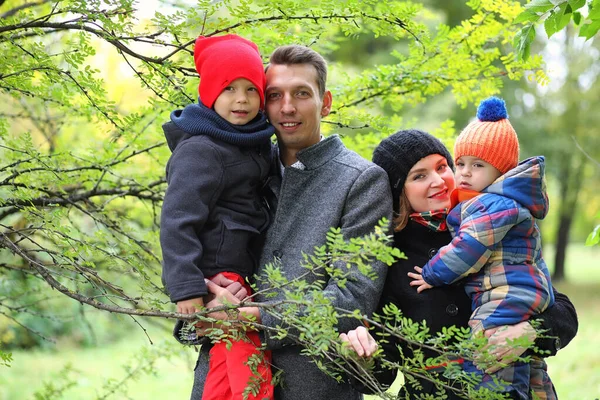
[0,141,165,185]
[0,12,420,66]
[0,0,53,19]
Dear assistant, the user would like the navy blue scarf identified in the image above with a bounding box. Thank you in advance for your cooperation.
[170,101,275,147]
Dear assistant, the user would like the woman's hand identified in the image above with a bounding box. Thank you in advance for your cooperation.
[408,266,433,293]
[477,321,537,373]
[339,326,378,357]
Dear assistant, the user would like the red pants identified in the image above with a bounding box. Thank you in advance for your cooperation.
[202,272,273,400]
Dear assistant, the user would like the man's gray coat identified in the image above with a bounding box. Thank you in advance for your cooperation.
[192,135,392,400]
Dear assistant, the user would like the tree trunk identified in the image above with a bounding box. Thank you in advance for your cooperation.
[552,156,586,281]
[553,213,572,281]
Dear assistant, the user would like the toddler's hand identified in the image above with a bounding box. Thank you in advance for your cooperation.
[408,266,433,293]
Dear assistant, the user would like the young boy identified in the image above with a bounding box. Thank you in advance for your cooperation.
[409,97,555,399]
[160,34,275,400]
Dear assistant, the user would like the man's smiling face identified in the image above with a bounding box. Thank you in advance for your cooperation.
[265,63,332,153]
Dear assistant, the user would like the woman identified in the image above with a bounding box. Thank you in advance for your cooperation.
[340,129,578,399]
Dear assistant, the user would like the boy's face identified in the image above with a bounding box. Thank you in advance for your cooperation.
[213,78,261,125]
[455,155,502,192]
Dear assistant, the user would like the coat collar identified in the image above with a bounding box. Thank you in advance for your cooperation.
[294,134,344,170]
[265,135,344,202]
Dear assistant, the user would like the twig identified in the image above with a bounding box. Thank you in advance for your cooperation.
[572,135,600,168]
[0,309,56,343]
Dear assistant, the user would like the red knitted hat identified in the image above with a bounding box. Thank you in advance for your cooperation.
[454,97,519,174]
[193,34,265,109]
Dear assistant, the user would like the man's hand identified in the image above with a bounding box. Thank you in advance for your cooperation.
[339,326,378,357]
[204,278,241,317]
[196,279,261,337]
[476,321,537,373]
[194,279,241,336]
[208,273,248,301]
[177,297,204,314]
[408,266,433,293]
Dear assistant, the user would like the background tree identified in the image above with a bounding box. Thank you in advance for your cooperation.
[501,0,600,278]
[513,0,600,60]
[509,28,600,279]
[0,0,574,397]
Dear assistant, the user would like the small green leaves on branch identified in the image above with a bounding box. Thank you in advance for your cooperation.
[513,0,600,60]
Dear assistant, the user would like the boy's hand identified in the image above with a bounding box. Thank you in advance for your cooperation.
[208,273,248,301]
[177,297,204,314]
[408,266,433,293]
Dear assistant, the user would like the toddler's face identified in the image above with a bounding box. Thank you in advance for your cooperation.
[455,156,502,192]
[213,78,260,125]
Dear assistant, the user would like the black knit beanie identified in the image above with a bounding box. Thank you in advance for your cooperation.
[372,129,454,210]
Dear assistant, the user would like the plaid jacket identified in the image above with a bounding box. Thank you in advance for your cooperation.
[422,156,555,331]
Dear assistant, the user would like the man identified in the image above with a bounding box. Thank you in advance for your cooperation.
[192,45,392,400]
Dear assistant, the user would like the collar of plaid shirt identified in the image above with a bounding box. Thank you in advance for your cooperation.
[408,188,482,232]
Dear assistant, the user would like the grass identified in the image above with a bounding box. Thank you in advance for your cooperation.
[1,244,598,399]
[547,280,600,398]
[544,246,600,399]
[0,329,198,400]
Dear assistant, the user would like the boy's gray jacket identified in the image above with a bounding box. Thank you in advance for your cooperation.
[160,121,271,302]
[192,135,392,400]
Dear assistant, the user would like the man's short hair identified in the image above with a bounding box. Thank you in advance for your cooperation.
[267,45,328,98]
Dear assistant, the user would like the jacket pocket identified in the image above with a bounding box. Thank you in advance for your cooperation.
[216,219,260,270]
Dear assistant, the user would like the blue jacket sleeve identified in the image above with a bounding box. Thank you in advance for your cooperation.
[421,195,521,286]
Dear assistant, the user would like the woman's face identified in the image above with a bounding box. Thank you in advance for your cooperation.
[404,154,455,213]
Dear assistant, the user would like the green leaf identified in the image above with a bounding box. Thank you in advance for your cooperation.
[524,0,555,13]
[579,18,600,39]
[545,11,560,36]
[514,10,541,24]
[585,225,600,246]
[544,3,572,37]
[0,348,12,368]
[514,25,537,60]
[590,0,600,20]
[568,0,586,11]
[573,11,582,25]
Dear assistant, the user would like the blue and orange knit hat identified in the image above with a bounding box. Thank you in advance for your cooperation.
[454,97,520,174]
